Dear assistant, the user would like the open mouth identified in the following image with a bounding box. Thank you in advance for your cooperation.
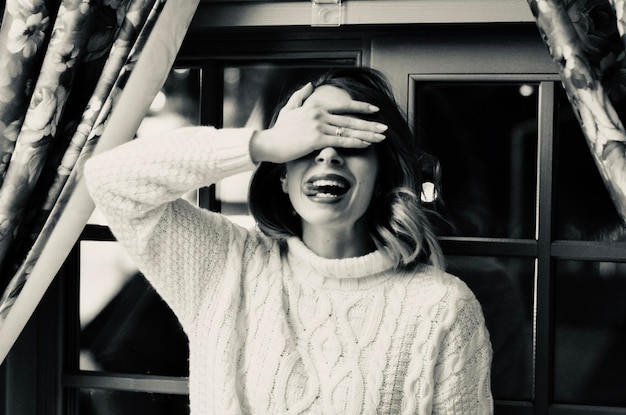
[302,174,351,199]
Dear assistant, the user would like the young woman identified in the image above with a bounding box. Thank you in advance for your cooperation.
[85,67,493,414]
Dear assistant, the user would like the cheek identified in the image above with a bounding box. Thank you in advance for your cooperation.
[284,163,305,196]
[286,179,300,199]
[356,160,379,195]
[360,177,378,203]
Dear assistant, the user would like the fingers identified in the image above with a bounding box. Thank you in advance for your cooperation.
[338,136,377,148]
[324,113,388,135]
[324,99,380,114]
[283,82,314,110]
[320,112,388,146]
[318,123,386,149]
[320,134,378,149]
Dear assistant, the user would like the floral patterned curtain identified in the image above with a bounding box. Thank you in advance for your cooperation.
[0,0,200,362]
[0,0,164,317]
[528,0,626,224]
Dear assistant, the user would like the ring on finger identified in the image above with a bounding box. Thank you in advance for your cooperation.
[335,126,347,137]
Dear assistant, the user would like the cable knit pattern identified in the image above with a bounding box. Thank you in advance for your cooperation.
[84,126,494,414]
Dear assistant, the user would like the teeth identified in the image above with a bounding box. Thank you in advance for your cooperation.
[303,176,350,198]
[312,180,346,189]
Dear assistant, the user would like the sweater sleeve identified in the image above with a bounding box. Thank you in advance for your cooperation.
[84,126,258,328]
[431,283,494,414]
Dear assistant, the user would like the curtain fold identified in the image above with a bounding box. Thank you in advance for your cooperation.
[0,1,54,179]
[0,0,164,319]
[0,1,96,265]
[0,0,200,364]
[528,0,626,224]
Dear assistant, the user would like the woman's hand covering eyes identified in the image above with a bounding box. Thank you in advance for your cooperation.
[250,82,388,164]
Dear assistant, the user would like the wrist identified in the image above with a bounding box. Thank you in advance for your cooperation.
[249,129,266,164]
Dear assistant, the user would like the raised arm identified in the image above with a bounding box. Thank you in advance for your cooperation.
[84,127,257,326]
[84,82,387,327]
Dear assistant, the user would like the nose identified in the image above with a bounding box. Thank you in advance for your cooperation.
[315,147,344,166]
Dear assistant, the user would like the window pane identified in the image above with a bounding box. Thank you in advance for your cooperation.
[79,67,199,375]
[554,260,626,406]
[446,255,534,401]
[217,64,355,226]
[79,241,189,377]
[138,67,201,137]
[78,388,189,414]
[554,86,624,241]
[87,67,201,226]
[414,82,539,238]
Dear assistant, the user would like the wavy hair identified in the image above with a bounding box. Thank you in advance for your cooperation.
[249,67,444,271]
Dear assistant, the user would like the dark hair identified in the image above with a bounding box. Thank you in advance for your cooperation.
[249,67,443,270]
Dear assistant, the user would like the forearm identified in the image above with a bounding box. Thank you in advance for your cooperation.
[85,126,256,219]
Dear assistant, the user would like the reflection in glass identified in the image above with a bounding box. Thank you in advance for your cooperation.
[137,67,201,138]
[554,86,624,241]
[554,260,626,406]
[79,241,189,377]
[78,388,189,415]
[446,255,534,401]
[87,67,201,226]
[413,83,539,238]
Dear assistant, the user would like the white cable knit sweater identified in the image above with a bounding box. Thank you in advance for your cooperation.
[84,126,493,415]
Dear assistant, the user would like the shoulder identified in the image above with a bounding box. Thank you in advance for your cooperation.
[212,216,276,258]
[241,226,279,258]
[402,264,477,301]
[399,264,485,323]
[189,208,279,275]
[239,225,284,274]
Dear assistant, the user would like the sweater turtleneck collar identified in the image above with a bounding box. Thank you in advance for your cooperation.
[285,237,397,290]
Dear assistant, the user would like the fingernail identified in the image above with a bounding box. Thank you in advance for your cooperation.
[369,105,380,112]
[376,124,388,131]
[375,133,386,140]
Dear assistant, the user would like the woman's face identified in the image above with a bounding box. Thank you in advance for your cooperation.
[283,85,380,234]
